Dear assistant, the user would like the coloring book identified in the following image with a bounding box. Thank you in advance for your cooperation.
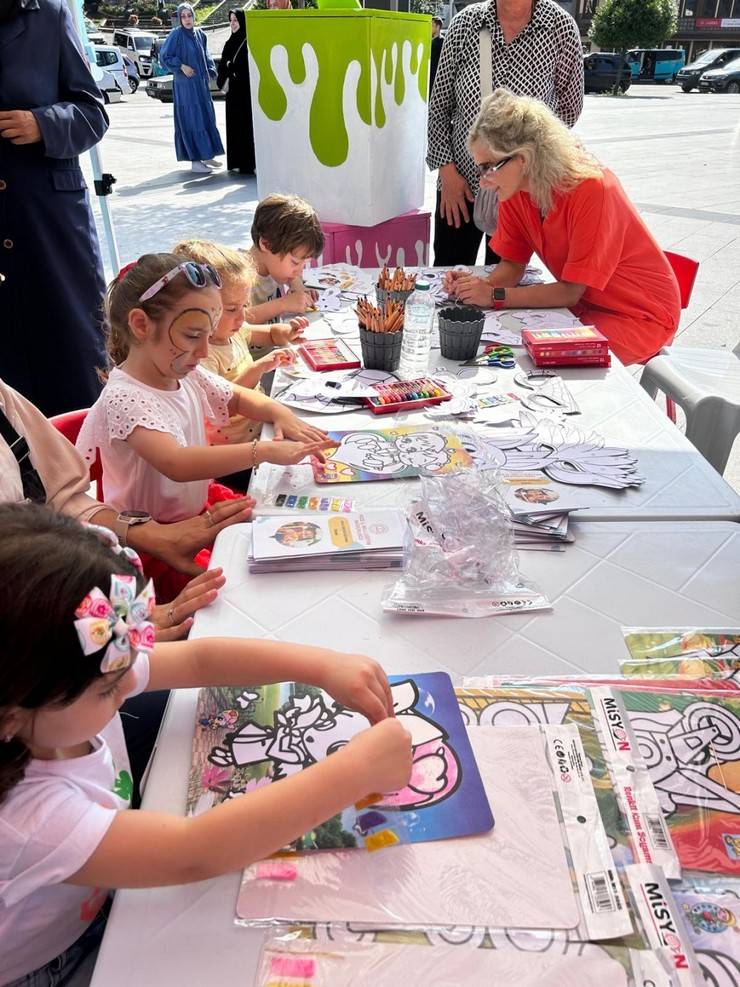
[312,425,473,484]
[187,672,493,853]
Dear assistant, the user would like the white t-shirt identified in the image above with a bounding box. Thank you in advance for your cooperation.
[0,656,150,985]
[76,366,232,523]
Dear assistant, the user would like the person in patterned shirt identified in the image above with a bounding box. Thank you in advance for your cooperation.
[427,0,584,267]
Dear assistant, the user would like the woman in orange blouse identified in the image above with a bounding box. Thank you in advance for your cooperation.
[448,90,681,365]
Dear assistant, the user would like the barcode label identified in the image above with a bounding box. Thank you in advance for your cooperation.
[586,871,615,913]
[646,813,670,851]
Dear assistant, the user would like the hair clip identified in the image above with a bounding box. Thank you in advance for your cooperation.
[74,575,156,673]
[85,522,144,574]
[117,261,138,282]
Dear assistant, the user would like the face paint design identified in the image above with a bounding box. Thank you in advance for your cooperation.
[166,307,218,376]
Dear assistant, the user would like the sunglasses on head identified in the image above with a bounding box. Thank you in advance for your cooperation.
[475,155,515,178]
[139,262,222,303]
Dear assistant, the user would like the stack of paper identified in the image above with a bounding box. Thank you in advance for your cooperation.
[499,478,585,552]
[248,510,407,572]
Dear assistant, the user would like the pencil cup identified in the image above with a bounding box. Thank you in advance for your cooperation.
[376,285,415,309]
[438,305,485,361]
[359,325,403,371]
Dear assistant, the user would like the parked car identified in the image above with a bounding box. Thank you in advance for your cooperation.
[583,52,631,93]
[90,62,122,104]
[123,54,140,94]
[113,28,158,78]
[677,47,740,91]
[627,48,685,83]
[84,18,105,45]
[698,54,740,93]
[94,45,131,97]
[145,58,224,103]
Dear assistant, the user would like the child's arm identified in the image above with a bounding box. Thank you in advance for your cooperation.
[126,426,333,481]
[233,349,294,390]
[249,317,308,348]
[66,717,411,889]
[148,637,394,724]
[245,290,315,323]
[227,385,329,443]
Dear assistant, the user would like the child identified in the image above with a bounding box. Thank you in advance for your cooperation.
[245,193,324,325]
[0,503,411,984]
[76,253,331,528]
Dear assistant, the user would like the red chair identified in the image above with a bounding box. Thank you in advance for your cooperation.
[660,251,700,421]
[49,409,104,501]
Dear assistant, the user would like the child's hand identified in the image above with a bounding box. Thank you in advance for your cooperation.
[346,719,413,796]
[316,652,394,724]
[152,567,225,641]
[443,268,468,294]
[271,318,309,346]
[254,348,295,375]
[281,290,315,314]
[260,438,334,466]
[272,410,329,444]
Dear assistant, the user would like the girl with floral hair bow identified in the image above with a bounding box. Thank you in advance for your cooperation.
[0,503,411,986]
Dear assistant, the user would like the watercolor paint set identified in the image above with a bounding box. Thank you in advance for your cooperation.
[332,377,453,415]
[298,338,361,372]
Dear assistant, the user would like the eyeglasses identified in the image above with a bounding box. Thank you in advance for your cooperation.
[139,262,222,302]
[475,156,515,179]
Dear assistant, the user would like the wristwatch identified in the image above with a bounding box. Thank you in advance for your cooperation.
[491,287,506,310]
[114,510,152,547]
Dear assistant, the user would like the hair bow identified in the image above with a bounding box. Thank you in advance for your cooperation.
[74,575,156,673]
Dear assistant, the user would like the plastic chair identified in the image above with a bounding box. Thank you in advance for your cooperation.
[49,408,104,501]
[641,346,740,474]
[664,250,699,309]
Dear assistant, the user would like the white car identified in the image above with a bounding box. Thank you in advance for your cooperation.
[93,45,132,97]
[90,63,123,104]
[113,28,158,78]
[85,19,105,45]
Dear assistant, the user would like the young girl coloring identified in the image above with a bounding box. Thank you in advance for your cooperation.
[76,253,331,527]
[0,504,412,985]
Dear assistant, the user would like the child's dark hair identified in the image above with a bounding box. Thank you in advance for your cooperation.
[250,193,324,258]
[0,504,144,803]
[105,252,206,366]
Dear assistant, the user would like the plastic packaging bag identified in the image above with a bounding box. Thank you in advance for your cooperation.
[381,470,550,618]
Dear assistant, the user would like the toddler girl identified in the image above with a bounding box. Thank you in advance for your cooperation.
[0,503,410,986]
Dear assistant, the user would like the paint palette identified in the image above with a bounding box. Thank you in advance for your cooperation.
[298,338,360,372]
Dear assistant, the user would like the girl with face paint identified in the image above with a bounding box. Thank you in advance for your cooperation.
[75,255,332,591]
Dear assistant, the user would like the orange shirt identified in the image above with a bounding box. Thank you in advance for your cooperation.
[491,169,681,363]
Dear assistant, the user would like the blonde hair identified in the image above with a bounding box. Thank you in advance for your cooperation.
[172,238,256,294]
[468,90,602,213]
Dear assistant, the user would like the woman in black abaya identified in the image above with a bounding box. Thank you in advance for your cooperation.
[218,9,256,174]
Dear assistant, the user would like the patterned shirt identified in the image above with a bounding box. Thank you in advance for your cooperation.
[427,0,584,196]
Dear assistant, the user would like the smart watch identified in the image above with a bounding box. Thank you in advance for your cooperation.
[491,287,506,310]
[114,510,152,547]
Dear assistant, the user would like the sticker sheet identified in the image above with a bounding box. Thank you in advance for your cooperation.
[312,425,473,484]
[255,934,653,987]
[188,673,492,852]
[236,727,580,930]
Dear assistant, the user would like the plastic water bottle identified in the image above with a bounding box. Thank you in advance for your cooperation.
[398,281,434,378]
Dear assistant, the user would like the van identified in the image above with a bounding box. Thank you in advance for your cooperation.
[584,52,631,93]
[94,45,132,97]
[113,28,158,78]
[677,47,740,91]
[627,49,685,83]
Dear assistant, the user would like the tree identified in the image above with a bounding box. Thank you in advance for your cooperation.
[589,0,678,53]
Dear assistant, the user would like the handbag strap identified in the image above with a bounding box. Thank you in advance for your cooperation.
[0,407,46,503]
[479,27,493,99]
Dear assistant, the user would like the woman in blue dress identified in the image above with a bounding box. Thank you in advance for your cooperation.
[160,3,224,173]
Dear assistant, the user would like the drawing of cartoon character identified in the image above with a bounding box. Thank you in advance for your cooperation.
[514,486,559,505]
[272,521,322,547]
[630,701,740,818]
[208,680,461,811]
[330,430,453,477]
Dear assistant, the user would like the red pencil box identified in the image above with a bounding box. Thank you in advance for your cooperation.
[299,338,361,371]
[522,325,608,351]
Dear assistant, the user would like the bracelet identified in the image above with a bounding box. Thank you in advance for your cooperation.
[251,438,259,468]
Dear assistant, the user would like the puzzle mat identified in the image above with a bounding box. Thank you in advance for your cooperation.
[236,727,579,930]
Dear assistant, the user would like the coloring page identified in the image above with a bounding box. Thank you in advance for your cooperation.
[313,425,473,484]
[482,308,578,347]
[674,885,740,987]
[188,673,492,852]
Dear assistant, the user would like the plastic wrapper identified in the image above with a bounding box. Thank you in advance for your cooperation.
[671,882,740,986]
[254,930,674,987]
[236,727,582,932]
[620,627,740,684]
[381,470,551,618]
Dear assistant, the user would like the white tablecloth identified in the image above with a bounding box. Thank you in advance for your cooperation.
[91,518,740,987]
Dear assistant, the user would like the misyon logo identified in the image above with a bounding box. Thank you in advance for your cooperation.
[600,696,631,751]
[552,737,572,784]
[644,882,689,970]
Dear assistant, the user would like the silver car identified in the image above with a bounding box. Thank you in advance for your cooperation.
[94,45,132,98]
